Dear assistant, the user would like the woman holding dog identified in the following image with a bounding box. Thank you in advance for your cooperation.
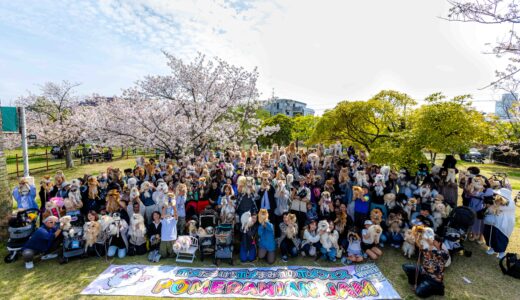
[257,210,276,264]
[239,210,258,263]
[483,188,516,259]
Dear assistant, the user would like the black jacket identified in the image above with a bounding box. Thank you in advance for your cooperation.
[256,185,276,213]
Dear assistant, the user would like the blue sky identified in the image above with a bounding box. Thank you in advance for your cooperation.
[0,0,507,113]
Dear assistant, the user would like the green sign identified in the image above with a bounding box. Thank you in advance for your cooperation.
[1,107,19,132]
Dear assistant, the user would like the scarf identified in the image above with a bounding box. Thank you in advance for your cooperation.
[261,189,270,210]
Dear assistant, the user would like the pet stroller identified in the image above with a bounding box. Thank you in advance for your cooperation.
[198,212,216,261]
[4,208,39,263]
[442,206,476,258]
[214,223,234,266]
[62,210,86,263]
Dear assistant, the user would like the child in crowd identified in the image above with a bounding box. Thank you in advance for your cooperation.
[159,204,178,260]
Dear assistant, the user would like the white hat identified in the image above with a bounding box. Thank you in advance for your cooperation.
[494,188,512,202]
[364,220,373,225]
[43,216,58,224]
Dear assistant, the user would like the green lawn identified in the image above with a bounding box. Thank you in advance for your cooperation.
[4,146,131,178]
[2,159,520,300]
[1,232,520,300]
[7,158,143,188]
[457,161,520,190]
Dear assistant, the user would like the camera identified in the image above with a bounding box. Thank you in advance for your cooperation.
[483,195,494,206]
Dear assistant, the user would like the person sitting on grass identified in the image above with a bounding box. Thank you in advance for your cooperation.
[257,209,276,265]
[279,212,300,262]
[361,220,383,260]
[106,212,129,259]
[22,216,62,269]
[300,219,320,257]
[83,210,107,258]
[402,235,449,298]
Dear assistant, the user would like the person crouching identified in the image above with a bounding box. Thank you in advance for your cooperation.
[22,216,62,269]
[318,219,339,262]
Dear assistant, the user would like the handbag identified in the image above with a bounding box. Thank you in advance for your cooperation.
[290,199,307,213]
[499,253,520,279]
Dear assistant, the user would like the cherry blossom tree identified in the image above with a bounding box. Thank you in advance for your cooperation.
[446,1,520,139]
[17,81,90,168]
[90,52,278,157]
[447,0,520,84]
[2,133,21,150]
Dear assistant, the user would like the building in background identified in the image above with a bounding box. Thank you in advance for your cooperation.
[495,93,519,120]
[263,98,315,117]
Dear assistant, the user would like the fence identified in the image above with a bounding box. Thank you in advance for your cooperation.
[6,149,79,178]
[78,148,159,165]
[6,147,162,178]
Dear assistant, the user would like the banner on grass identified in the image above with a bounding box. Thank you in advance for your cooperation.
[81,264,400,299]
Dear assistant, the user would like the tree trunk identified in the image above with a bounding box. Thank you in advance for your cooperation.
[433,152,437,165]
[0,113,13,239]
[65,146,74,168]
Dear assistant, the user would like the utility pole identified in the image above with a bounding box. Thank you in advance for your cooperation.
[20,107,30,177]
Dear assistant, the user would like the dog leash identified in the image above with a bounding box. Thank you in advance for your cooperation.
[414,250,422,291]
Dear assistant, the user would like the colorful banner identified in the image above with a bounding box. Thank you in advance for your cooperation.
[81,264,400,299]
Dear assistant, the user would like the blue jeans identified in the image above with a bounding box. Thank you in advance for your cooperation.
[320,247,337,261]
[107,246,127,258]
[386,232,404,246]
[379,233,388,244]
[240,245,257,262]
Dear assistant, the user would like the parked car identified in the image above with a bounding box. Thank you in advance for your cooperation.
[50,146,64,159]
[460,148,484,163]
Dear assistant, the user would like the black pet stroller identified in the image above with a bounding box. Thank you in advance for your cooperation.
[62,210,86,263]
[198,211,216,261]
[4,208,39,263]
[442,206,476,258]
[214,223,234,266]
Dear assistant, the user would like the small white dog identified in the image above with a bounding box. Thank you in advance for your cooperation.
[402,229,416,258]
[240,211,253,233]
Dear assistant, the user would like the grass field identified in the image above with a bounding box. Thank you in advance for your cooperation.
[4,146,130,178]
[1,159,520,300]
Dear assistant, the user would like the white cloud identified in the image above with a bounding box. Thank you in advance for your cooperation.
[0,0,509,112]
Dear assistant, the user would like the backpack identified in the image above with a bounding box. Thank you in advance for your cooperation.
[499,253,520,279]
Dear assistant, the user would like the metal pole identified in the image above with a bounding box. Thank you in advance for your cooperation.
[15,153,19,177]
[20,107,29,177]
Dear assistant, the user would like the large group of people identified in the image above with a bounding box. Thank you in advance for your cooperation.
[11,142,516,298]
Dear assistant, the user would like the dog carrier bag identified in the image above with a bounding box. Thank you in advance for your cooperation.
[499,253,520,279]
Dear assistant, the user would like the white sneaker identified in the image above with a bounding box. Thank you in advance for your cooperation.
[41,253,58,260]
[498,252,506,259]
[25,261,34,269]
[486,248,496,255]
[300,251,306,257]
